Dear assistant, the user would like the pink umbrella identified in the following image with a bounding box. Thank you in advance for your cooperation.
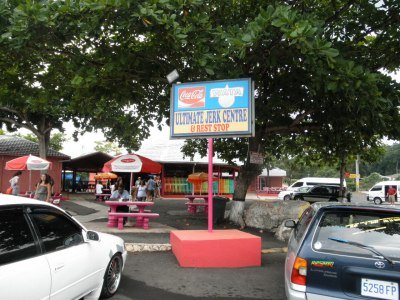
[5,154,52,191]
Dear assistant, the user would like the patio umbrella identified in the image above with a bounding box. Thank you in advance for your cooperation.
[102,154,162,194]
[94,172,118,180]
[5,154,52,192]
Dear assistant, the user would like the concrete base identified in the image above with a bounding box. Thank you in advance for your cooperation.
[170,229,261,268]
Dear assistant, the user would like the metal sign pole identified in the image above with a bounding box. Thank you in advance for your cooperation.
[208,138,213,232]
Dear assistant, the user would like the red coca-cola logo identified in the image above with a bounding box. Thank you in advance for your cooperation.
[178,87,205,107]
[121,158,135,163]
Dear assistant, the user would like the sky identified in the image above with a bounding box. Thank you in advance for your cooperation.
[61,121,171,158]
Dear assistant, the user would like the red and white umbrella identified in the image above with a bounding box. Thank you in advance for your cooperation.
[5,154,52,192]
[5,154,52,171]
[102,154,161,194]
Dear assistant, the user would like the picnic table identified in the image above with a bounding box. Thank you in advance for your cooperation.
[184,195,209,214]
[105,201,158,230]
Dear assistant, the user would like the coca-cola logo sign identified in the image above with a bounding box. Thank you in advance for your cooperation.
[178,87,205,108]
[121,158,135,163]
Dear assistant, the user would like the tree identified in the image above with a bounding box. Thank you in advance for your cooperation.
[1,1,399,224]
[94,140,123,156]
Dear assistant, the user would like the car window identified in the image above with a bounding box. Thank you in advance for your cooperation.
[28,206,83,253]
[0,207,37,266]
[370,185,382,191]
[312,210,400,260]
[295,207,314,241]
[292,182,303,188]
[312,187,329,194]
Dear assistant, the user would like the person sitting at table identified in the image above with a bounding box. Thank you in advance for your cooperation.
[95,180,103,200]
[110,185,131,224]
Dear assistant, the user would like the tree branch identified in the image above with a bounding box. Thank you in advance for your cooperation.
[0,117,40,136]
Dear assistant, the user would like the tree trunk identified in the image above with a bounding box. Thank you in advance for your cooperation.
[339,154,347,202]
[229,161,262,226]
[37,130,51,159]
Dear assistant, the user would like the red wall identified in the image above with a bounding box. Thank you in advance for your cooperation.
[0,155,64,194]
[247,176,284,192]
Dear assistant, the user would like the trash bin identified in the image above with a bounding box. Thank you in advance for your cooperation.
[212,196,229,224]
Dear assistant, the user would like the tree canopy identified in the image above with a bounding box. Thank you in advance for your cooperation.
[0,0,399,193]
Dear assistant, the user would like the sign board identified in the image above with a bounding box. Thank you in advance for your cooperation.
[349,173,360,179]
[170,78,254,139]
[250,152,264,164]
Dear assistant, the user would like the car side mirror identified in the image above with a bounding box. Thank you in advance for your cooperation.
[284,220,297,228]
[85,230,100,241]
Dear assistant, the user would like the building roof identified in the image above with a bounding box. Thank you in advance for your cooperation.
[62,151,113,172]
[0,135,70,159]
[137,139,236,165]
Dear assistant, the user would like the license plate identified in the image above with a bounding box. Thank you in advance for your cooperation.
[361,278,399,300]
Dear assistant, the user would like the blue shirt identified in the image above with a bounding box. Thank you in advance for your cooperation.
[147,179,156,191]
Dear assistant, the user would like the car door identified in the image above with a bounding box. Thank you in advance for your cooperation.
[303,186,329,202]
[27,205,104,300]
[0,206,51,300]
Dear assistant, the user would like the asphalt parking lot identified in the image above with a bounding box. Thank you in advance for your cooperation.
[61,195,287,299]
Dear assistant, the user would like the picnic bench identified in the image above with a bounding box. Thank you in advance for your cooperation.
[105,201,157,229]
[109,212,160,230]
[184,195,209,214]
[95,193,111,201]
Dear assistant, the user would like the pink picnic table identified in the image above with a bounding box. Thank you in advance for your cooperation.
[105,201,154,228]
[184,195,209,214]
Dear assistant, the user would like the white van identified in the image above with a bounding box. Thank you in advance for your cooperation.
[278,177,346,201]
[366,180,400,204]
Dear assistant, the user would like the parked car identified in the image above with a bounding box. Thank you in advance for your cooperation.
[278,177,346,201]
[367,181,400,204]
[0,195,127,300]
[291,184,351,202]
[285,203,400,300]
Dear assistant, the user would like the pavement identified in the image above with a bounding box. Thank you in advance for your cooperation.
[60,193,287,250]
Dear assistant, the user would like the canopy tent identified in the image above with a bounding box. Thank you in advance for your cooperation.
[5,154,52,191]
[94,172,118,180]
[187,172,218,195]
[102,154,162,195]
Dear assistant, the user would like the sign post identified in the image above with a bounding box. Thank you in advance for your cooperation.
[169,78,261,268]
[170,78,254,232]
[208,138,213,232]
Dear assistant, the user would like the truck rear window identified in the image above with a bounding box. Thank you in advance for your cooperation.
[312,210,400,260]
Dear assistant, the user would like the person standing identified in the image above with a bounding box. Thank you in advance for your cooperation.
[9,171,22,196]
[155,176,161,199]
[136,180,147,201]
[34,174,52,202]
[146,176,156,201]
[387,185,397,206]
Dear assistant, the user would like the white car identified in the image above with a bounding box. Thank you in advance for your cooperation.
[0,195,127,300]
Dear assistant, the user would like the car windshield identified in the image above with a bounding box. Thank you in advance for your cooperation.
[312,210,400,260]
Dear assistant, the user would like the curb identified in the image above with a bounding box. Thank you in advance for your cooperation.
[125,243,172,253]
[124,243,288,254]
[261,247,288,254]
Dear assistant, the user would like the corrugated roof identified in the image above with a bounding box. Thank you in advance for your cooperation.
[0,135,70,159]
[136,139,235,165]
